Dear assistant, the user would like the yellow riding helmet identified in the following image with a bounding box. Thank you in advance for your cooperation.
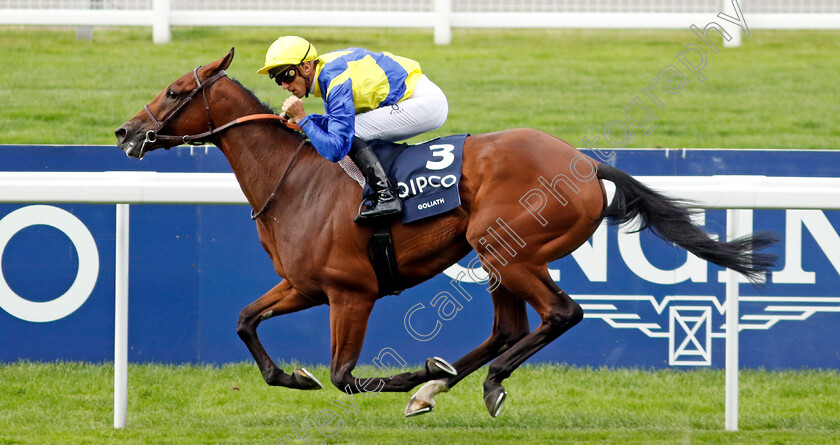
[257,36,318,75]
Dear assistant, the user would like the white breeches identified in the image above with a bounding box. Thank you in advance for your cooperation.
[354,74,449,142]
[339,74,449,187]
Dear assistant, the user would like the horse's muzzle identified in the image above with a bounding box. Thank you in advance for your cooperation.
[115,124,148,159]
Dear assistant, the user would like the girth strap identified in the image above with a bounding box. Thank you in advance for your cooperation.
[368,223,403,297]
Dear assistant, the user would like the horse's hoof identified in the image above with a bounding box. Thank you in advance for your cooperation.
[293,368,323,390]
[425,356,457,378]
[484,386,507,417]
[404,395,435,418]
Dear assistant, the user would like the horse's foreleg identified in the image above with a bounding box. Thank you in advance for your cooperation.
[237,280,324,389]
[405,286,530,417]
[327,296,453,395]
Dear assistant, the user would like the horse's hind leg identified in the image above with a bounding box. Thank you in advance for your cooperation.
[405,286,529,416]
[483,269,583,417]
[237,280,324,389]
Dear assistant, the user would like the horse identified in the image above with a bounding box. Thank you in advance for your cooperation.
[115,49,776,417]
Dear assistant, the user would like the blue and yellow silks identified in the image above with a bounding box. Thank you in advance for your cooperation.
[298,48,422,162]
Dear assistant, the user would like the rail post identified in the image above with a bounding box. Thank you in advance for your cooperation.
[434,0,452,45]
[114,204,129,428]
[152,0,171,44]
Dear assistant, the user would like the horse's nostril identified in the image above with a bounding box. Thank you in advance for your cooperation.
[115,127,127,142]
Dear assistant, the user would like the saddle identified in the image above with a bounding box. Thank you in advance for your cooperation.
[348,134,468,224]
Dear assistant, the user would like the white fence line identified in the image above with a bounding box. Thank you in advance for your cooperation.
[2,0,840,44]
[5,171,840,208]
[3,171,840,430]
[0,172,247,204]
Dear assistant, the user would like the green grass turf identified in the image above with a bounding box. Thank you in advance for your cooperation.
[0,26,838,148]
[1,362,839,444]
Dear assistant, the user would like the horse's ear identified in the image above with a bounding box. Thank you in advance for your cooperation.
[205,48,234,75]
[219,47,234,71]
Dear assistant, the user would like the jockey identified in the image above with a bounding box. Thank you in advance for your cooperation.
[258,36,449,223]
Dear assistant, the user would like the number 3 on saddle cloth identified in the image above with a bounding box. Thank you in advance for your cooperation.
[356,134,467,297]
[360,133,467,224]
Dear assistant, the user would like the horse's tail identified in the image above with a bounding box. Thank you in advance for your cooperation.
[596,164,777,283]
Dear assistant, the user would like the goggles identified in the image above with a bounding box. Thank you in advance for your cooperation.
[270,66,298,85]
[268,43,312,85]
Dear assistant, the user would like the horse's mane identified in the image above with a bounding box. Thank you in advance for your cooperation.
[228,77,275,113]
[228,77,306,139]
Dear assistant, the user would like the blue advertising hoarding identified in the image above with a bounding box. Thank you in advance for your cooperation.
[1,145,839,369]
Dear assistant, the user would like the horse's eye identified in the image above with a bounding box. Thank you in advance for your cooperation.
[166,90,178,99]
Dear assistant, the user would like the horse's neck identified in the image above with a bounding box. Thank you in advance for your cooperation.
[209,82,340,215]
[219,130,299,208]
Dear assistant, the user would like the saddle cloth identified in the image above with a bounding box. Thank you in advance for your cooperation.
[352,134,467,224]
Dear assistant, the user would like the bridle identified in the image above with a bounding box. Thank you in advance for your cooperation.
[142,67,301,151]
[142,65,306,221]
[141,67,228,155]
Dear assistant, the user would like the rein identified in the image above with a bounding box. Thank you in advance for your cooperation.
[250,139,308,221]
[142,65,307,221]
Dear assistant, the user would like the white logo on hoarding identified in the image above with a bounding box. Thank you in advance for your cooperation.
[444,209,840,366]
[0,205,99,323]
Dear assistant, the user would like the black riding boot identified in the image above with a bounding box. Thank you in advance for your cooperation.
[348,137,403,223]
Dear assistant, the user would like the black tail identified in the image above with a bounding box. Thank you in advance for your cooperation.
[596,164,777,283]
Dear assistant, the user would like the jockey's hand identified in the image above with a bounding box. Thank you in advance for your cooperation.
[281,96,306,124]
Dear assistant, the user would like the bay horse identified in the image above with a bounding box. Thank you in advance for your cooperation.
[115,49,775,417]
